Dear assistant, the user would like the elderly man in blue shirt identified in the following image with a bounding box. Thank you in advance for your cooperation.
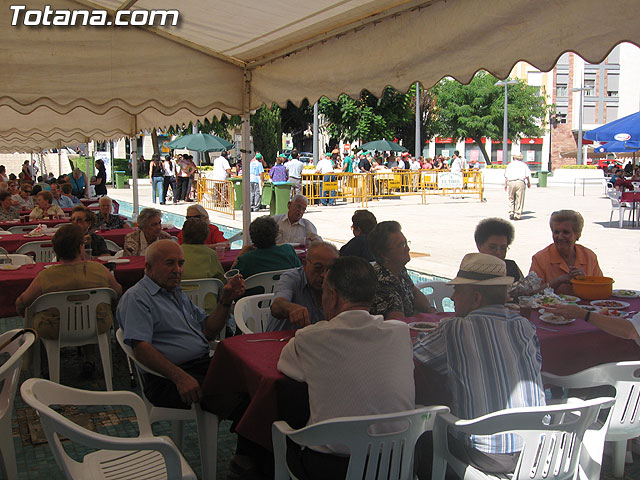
[268,241,338,331]
[50,182,74,208]
[117,239,245,408]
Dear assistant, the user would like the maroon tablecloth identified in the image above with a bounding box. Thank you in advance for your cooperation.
[19,205,99,216]
[0,218,70,230]
[201,300,640,450]
[0,248,247,317]
[0,227,181,252]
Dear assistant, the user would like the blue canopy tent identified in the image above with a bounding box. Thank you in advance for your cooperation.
[593,140,640,153]
[584,111,640,142]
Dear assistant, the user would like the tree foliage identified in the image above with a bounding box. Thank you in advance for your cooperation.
[432,72,547,163]
[251,104,282,166]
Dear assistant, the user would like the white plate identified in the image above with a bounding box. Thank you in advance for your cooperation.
[408,322,438,332]
[597,308,629,318]
[294,248,305,254]
[612,289,640,299]
[43,264,57,268]
[540,313,575,325]
[0,231,13,235]
[590,300,630,309]
[558,294,581,303]
[0,264,21,270]
[98,255,115,262]
[107,258,130,264]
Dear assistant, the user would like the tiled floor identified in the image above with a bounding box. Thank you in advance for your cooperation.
[2,314,639,479]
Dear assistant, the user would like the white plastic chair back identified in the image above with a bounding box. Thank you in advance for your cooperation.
[3,253,35,265]
[244,268,293,295]
[180,278,223,310]
[417,281,454,312]
[632,181,640,190]
[0,329,36,480]
[227,231,243,245]
[7,225,36,234]
[16,240,55,262]
[273,405,450,480]
[431,397,614,480]
[103,239,120,254]
[25,288,117,390]
[0,247,6,254]
[19,378,196,480]
[234,293,274,334]
[111,200,120,213]
[543,361,640,477]
[115,329,218,480]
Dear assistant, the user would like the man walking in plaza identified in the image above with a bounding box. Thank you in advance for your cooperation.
[249,153,264,211]
[504,153,531,220]
[285,149,305,197]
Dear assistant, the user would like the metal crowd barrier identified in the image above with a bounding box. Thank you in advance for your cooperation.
[197,177,235,219]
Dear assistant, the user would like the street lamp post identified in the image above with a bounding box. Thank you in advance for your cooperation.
[495,79,518,164]
[572,86,592,166]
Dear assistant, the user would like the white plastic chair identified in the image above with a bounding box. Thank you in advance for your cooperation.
[543,361,640,477]
[103,239,120,254]
[234,293,274,334]
[1,253,35,265]
[417,281,454,312]
[244,268,294,295]
[25,288,117,390]
[0,329,36,480]
[431,397,615,480]
[272,405,450,480]
[7,225,36,234]
[0,247,6,254]
[16,240,56,262]
[20,378,196,480]
[227,231,243,245]
[115,329,218,480]
[181,277,225,341]
[607,191,633,228]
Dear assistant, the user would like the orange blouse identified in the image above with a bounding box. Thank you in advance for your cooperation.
[529,243,602,295]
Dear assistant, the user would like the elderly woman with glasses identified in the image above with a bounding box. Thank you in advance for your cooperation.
[123,207,172,256]
[368,220,435,319]
[29,190,64,220]
[177,204,229,249]
[530,210,602,295]
[474,217,523,282]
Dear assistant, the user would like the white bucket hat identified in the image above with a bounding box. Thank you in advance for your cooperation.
[448,253,514,286]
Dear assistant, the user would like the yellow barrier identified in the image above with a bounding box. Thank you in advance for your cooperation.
[197,177,235,219]
[302,172,369,206]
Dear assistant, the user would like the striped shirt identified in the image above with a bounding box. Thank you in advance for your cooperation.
[413,305,545,454]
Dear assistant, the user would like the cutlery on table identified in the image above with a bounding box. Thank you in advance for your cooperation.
[247,337,292,343]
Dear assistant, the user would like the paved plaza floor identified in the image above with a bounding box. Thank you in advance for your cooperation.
[111,180,640,289]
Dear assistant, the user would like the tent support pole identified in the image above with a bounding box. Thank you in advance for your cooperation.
[57,141,62,177]
[130,134,139,219]
[313,102,319,165]
[241,68,252,245]
[415,83,421,158]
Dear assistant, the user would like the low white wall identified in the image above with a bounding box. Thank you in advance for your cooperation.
[481,167,605,187]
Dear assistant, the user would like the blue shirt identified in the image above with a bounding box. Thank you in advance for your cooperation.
[267,267,324,331]
[250,159,264,183]
[53,195,74,208]
[413,305,545,454]
[117,275,210,365]
[269,164,288,182]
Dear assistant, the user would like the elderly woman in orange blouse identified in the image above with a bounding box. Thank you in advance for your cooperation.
[530,210,602,295]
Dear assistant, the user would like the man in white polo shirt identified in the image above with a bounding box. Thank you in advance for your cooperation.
[503,153,531,220]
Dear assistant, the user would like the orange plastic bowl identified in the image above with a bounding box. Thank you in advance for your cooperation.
[570,276,614,300]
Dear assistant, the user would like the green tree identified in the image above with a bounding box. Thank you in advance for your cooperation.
[432,72,547,164]
[251,104,282,165]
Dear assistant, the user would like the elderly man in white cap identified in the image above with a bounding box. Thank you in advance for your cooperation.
[503,153,531,220]
[413,253,545,478]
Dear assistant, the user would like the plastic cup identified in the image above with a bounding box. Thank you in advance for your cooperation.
[224,268,239,281]
[215,245,225,258]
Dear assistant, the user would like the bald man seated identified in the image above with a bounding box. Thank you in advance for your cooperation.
[117,239,245,408]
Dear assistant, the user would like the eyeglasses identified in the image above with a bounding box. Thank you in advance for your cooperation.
[485,244,509,254]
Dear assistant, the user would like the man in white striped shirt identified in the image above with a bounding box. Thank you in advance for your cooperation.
[414,253,545,477]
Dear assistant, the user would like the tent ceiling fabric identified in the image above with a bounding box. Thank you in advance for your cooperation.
[1,0,640,151]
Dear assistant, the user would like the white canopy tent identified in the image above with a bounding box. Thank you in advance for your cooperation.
[2,0,640,235]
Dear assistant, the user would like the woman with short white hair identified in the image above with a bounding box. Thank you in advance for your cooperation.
[123,207,172,256]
